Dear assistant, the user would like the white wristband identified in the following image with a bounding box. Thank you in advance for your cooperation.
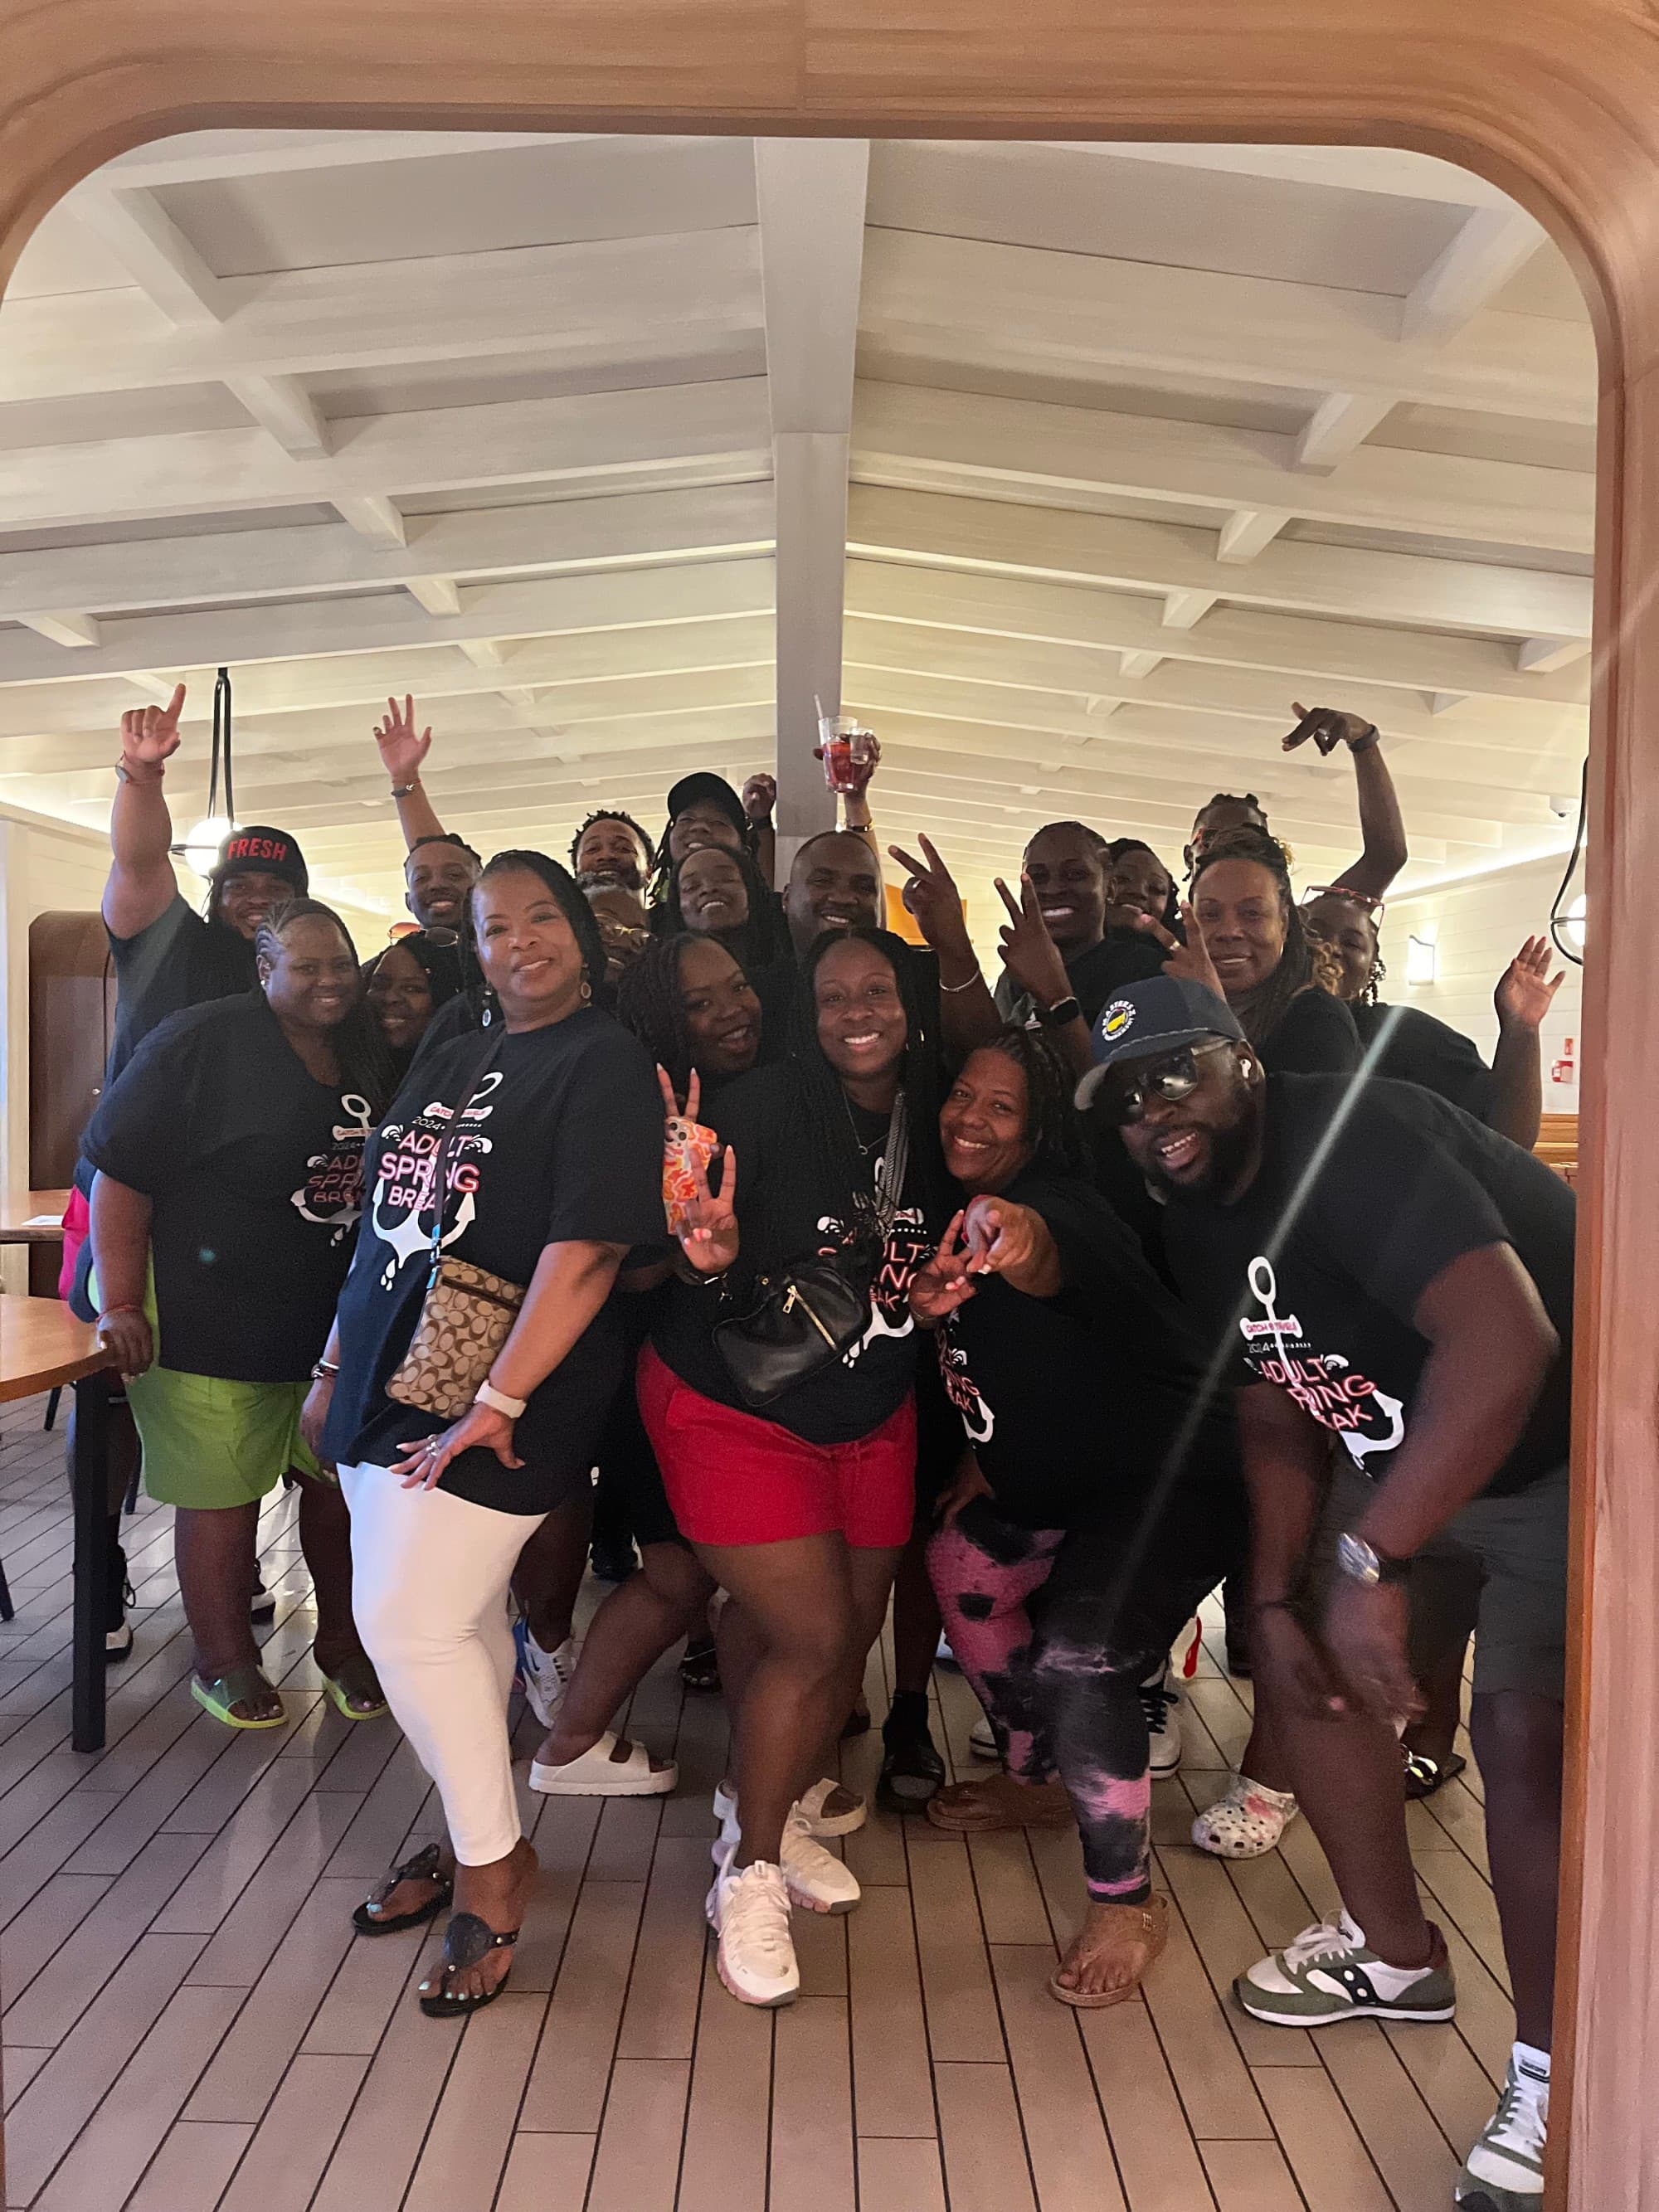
[474,1378,527,1420]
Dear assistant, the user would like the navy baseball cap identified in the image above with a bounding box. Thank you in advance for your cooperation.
[1074,975,1243,1110]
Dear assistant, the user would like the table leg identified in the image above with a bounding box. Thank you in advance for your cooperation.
[71,1367,113,1754]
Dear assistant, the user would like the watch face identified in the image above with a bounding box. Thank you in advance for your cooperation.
[1337,1531,1381,1587]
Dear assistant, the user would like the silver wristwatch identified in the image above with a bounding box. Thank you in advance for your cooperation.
[1335,1530,1410,1587]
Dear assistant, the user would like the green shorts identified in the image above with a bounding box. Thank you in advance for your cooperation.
[91,1259,329,1510]
[125,1369,327,1510]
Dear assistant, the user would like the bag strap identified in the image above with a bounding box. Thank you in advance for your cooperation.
[424,1026,504,1284]
[868,1093,910,1236]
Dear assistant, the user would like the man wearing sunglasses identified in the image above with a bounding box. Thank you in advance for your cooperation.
[1078,975,1573,2212]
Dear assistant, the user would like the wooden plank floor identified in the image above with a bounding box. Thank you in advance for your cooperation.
[0,1393,1510,2210]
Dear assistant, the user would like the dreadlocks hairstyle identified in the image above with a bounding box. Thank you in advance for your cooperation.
[615,933,703,1098]
[1106,836,1181,934]
[665,845,788,971]
[1191,828,1342,1049]
[978,1024,1084,1176]
[470,848,612,1015]
[255,899,395,1111]
[776,926,943,1255]
[569,808,654,878]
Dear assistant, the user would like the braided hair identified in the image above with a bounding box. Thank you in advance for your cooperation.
[255,898,394,1110]
[665,845,788,971]
[470,848,611,1014]
[978,1025,1084,1175]
[569,808,654,879]
[1191,828,1341,1049]
[615,933,702,1096]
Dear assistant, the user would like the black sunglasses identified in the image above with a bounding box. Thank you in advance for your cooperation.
[1103,1038,1235,1125]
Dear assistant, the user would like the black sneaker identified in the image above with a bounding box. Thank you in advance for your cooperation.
[878,1692,945,1813]
[105,1537,134,1664]
[589,1539,638,1585]
[251,1573,276,1624]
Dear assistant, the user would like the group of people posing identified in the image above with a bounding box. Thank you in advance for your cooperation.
[71,685,1569,2212]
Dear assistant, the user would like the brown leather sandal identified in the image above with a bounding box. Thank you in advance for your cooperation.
[1049,1894,1170,2009]
[925,1772,1073,1833]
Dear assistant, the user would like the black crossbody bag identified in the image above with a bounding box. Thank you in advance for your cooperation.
[713,1096,911,1409]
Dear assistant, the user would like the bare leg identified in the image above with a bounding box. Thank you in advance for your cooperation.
[696,1534,857,1868]
[1472,1689,1562,2049]
[417,1836,538,2005]
[539,1543,713,1768]
[300,1475,377,1699]
[1273,1699,1432,1966]
[890,1518,942,1699]
[173,1502,277,1720]
[511,1492,592,1651]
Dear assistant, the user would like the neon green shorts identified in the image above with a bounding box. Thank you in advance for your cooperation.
[125,1368,326,1510]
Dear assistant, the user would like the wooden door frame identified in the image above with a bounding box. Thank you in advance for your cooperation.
[0,5,1651,2202]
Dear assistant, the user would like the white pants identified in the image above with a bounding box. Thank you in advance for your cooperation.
[338,1462,547,1866]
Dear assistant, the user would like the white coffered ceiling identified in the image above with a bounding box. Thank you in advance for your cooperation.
[0,129,1596,933]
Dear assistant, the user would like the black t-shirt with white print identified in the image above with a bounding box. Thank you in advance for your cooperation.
[652,1060,937,1444]
[1160,1074,1574,1499]
[936,1167,1236,1529]
[81,991,372,1382]
[324,1008,666,1514]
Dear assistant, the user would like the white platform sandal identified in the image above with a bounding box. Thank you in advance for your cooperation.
[529,1729,678,1796]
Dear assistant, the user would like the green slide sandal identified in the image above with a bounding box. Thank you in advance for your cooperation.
[192,1665,287,1730]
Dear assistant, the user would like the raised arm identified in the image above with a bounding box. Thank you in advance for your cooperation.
[373,696,448,851]
[1488,936,1565,1150]
[1282,702,1408,900]
[103,686,187,940]
[742,775,778,891]
[888,836,1001,1057]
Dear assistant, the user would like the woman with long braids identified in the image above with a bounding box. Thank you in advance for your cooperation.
[1146,825,1361,1075]
[644,926,941,2006]
[362,930,465,1078]
[912,1026,1244,2007]
[85,900,392,1729]
[302,852,664,2019]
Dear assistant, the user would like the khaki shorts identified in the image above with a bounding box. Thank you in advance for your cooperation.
[1309,1459,1569,1701]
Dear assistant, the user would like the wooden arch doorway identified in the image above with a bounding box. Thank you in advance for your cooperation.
[0,4,1653,2205]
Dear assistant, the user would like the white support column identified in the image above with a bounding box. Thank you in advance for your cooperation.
[755,139,870,871]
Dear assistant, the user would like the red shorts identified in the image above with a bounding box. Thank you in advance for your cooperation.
[637,1344,916,1550]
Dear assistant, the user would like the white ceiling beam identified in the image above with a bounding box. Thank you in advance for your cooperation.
[69,188,225,325]
[1161,589,1217,630]
[1428,692,1470,715]
[1051,143,1520,208]
[0,484,776,624]
[853,383,1595,557]
[405,577,462,618]
[1517,636,1593,674]
[0,562,771,689]
[0,379,774,532]
[224,372,330,459]
[1294,392,1395,472]
[333,496,407,547]
[95,129,555,188]
[859,231,1592,427]
[848,486,1593,642]
[1401,207,1549,344]
[756,138,869,854]
[1118,650,1165,679]
[1217,508,1292,563]
[459,639,505,669]
[842,560,1589,708]
[18,613,100,649]
[0,228,762,408]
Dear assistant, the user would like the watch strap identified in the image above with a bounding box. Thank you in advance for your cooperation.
[1038,994,1082,1028]
[474,1378,528,1420]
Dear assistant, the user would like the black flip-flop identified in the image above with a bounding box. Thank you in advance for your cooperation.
[418,1911,519,2017]
[1404,1748,1467,1800]
[352,1843,453,1936]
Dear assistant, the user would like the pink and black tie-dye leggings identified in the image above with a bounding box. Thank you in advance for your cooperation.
[927,1493,1234,1904]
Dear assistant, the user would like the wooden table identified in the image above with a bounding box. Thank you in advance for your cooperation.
[0,1190,71,1246]
[0,1297,115,1751]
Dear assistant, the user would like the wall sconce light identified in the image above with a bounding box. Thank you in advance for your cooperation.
[1406,934,1438,985]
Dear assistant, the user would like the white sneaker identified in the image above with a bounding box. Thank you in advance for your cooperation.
[1456,2052,1548,2207]
[514,1624,575,1729]
[1191,1775,1298,1859]
[1140,1664,1183,1777]
[706,1848,799,2007]
[712,1796,862,1913]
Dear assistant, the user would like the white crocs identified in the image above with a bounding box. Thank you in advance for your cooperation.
[529,1729,677,1796]
[1190,1775,1298,1859]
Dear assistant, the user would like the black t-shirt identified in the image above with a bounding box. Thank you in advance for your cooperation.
[995,929,1164,1029]
[1257,987,1361,1076]
[652,1060,937,1443]
[1352,1002,1498,1123]
[81,992,372,1382]
[1160,1074,1574,1499]
[936,1166,1235,1528]
[324,1009,666,1513]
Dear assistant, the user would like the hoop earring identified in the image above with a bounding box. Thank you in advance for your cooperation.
[579,975,592,1004]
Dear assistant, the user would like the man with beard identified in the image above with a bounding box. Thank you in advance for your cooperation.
[571,809,655,895]
[371,697,480,933]
[1080,975,1572,2212]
